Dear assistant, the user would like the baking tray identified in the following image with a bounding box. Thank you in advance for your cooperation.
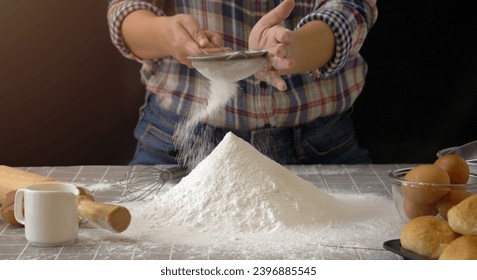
[383,239,432,260]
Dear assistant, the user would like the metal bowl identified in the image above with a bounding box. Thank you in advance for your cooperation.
[437,140,477,174]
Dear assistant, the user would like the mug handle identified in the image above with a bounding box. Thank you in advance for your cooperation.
[14,189,26,225]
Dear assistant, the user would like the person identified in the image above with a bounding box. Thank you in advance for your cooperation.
[107,0,378,166]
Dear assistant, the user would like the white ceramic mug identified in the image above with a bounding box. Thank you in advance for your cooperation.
[14,182,80,246]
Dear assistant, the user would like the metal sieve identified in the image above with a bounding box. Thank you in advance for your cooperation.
[188,50,268,82]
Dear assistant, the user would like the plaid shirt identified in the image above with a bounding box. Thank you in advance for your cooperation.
[107,0,378,130]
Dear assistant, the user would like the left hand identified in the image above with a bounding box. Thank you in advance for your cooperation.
[249,0,295,91]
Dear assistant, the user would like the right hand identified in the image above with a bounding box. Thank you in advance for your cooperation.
[163,14,224,67]
[248,0,295,91]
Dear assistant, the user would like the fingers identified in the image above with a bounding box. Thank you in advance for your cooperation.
[167,17,201,65]
[270,41,291,58]
[267,28,294,70]
[199,30,231,53]
[261,70,287,91]
[168,15,225,66]
[203,30,224,48]
[256,0,295,29]
[195,31,211,48]
[274,27,293,46]
[269,73,288,91]
[271,56,295,70]
[254,62,288,91]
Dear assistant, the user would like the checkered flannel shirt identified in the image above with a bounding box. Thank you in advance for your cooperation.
[107,0,378,129]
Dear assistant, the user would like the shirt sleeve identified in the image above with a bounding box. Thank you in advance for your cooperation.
[107,0,165,60]
[296,0,378,78]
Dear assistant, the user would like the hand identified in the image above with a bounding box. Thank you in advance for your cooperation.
[249,0,295,91]
[164,14,224,67]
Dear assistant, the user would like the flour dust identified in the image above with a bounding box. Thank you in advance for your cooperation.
[173,79,239,169]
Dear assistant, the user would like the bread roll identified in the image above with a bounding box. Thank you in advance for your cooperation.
[400,215,459,259]
[439,235,477,260]
[447,194,477,235]
[437,189,472,220]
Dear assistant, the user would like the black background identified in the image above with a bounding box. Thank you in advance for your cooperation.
[352,0,477,163]
[1,0,476,166]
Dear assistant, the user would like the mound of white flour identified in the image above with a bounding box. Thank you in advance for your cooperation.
[139,132,339,232]
[123,132,401,247]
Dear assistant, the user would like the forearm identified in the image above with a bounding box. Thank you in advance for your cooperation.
[121,10,170,59]
[120,9,222,65]
[281,20,335,75]
[287,0,378,78]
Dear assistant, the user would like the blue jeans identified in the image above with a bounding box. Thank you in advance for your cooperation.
[130,94,370,165]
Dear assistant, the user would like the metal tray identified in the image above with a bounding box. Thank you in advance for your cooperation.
[383,239,432,260]
[188,50,267,61]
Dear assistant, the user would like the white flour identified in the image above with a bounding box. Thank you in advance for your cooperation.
[173,56,266,169]
[173,80,239,169]
[192,57,266,83]
[123,133,402,248]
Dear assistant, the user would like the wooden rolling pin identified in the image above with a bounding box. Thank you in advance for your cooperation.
[0,165,131,233]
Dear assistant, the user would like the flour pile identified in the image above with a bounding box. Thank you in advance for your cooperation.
[136,132,340,234]
[124,133,401,248]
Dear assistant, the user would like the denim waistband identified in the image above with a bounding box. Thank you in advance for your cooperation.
[135,92,368,165]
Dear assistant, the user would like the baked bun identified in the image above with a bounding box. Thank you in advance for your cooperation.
[400,215,459,259]
[439,235,477,260]
[447,194,477,235]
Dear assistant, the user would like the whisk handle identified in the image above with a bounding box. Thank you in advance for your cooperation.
[165,166,189,180]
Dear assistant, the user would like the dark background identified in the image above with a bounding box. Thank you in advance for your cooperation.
[1,0,476,166]
[353,1,477,163]
[0,0,144,166]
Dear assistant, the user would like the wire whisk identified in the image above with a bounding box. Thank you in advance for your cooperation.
[118,165,189,201]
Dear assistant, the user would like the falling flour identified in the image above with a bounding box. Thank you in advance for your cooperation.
[123,132,402,248]
[173,79,239,169]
